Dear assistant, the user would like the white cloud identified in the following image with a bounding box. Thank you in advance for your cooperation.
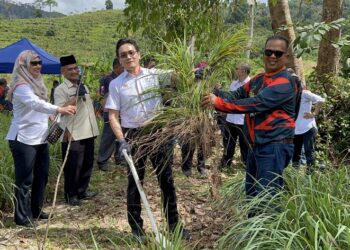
[14,0,125,15]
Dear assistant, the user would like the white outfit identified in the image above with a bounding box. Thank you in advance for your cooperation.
[106,67,169,128]
[6,84,57,145]
[225,76,250,125]
[295,90,325,135]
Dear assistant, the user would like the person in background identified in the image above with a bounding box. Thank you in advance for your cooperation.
[49,80,59,104]
[220,62,250,171]
[96,58,124,171]
[292,81,325,174]
[106,38,191,240]
[0,78,12,111]
[6,50,76,227]
[54,55,99,206]
[143,57,156,69]
[202,35,301,208]
[180,65,208,177]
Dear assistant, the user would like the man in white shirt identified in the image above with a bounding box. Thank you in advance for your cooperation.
[220,62,250,170]
[293,88,325,173]
[106,38,190,240]
[54,55,99,206]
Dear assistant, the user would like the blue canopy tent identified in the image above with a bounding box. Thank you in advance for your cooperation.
[0,38,60,74]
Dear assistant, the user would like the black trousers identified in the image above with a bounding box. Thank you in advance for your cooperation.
[62,138,95,198]
[123,128,179,231]
[9,140,49,225]
[221,122,249,167]
[97,112,117,167]
[292,127,317,168]
[180,141,205,171]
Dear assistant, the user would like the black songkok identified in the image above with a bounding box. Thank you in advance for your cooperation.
[60,55,76,67]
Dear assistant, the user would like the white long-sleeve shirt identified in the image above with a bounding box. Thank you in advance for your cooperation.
[295,90,325,135]
[6,84,58,145]
[226,76,250,125]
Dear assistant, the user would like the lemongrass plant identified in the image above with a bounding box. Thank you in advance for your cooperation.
[218,166,350,249]
[131,29,248,161]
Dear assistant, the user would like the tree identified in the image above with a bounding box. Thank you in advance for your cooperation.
[268,0,305,83]
[43,0,57,19]
[33,0,43,18]
[105,0,113,10]
[316,0,344,77]
[246,0,256,58]
[122,0,227,51]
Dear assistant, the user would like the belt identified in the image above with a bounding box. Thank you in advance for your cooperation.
[269,138,294,144]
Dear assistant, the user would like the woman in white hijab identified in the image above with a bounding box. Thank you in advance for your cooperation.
[6,50,76,227]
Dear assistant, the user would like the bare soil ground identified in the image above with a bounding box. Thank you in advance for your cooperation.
[0,147,231,249]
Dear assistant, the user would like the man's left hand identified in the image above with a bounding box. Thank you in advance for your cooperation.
[303,112,314,119]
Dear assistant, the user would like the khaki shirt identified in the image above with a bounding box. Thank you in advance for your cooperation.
[54,79,99,141]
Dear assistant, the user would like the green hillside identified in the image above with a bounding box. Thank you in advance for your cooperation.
[0,10,125,62]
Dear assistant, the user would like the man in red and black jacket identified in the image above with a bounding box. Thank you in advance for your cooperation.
[202,35,301,202]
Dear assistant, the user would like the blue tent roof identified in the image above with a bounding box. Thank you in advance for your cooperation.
[0,38,60,74]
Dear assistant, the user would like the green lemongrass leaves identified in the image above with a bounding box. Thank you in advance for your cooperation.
[218,167,350,249]
[133,30,248,161]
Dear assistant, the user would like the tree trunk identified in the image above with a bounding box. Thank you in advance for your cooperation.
[268,0,305,83]
[246,2,255,59]
[316,0,343,77]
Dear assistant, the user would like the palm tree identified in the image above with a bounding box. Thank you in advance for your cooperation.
[44,0,58,19]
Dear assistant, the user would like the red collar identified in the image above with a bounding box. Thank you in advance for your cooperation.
[265,66,286,77]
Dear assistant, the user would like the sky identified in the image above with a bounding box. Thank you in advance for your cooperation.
[15,0,126,15]
[15,0,266,16]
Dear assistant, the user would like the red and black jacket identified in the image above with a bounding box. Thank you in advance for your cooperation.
[214,67,299,145]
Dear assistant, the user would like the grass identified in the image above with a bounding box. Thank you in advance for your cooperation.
[0,113,15,211]
[0,10,124,61]
[218,166,350,249]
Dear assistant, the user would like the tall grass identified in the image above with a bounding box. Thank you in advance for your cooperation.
[218,167,350,249]
[0,113,15,213]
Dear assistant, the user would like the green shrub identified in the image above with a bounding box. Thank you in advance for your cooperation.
[306,73,350,164]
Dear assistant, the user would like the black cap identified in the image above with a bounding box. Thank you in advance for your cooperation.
[60,55,76,67]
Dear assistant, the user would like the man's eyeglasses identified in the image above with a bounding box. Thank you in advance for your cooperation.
[264,49,286,58]
[119,50,137,59]
[30,61,42,66]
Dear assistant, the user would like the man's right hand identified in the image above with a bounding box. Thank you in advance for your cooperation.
[116,139,131,160]
[201,93,217,108]
[57,105,76,115]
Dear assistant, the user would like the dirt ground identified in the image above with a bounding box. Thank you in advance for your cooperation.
[0,146,232,249]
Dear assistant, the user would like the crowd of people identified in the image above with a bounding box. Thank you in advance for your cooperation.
[3,35,325,240]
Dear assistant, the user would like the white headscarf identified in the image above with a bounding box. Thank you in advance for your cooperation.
[8,50,48,102]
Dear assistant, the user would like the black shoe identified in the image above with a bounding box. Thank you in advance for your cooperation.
[131,228,147,242]
[169,223,192,241]
[99,164,110,171]
[16,221,37,228]
[198,167,207,177]
[182,169,192,177]
[78,191,97,200]
[67,196,81,206]
[33,212,50,220]
[180,228,192,241]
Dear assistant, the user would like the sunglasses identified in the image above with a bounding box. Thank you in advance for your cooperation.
[264,49,286,58]
[119,50,137,59]
[30,60,42,66]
